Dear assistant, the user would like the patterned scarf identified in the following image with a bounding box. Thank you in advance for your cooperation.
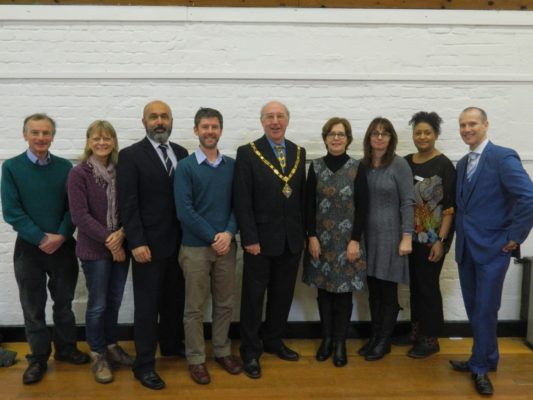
[87,155,118,231]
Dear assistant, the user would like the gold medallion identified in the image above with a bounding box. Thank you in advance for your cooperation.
[250,142,301,201]
[282,183,293,198]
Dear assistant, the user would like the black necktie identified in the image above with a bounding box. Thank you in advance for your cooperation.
[158,144,174,176]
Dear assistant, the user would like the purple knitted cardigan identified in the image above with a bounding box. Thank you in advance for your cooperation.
[67,162,117,260]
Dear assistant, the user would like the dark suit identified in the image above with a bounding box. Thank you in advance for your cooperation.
[456,140,533,374]
[233,135,306,361]
[117,137,188,374]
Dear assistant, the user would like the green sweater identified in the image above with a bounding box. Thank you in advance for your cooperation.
[1,152,74,245]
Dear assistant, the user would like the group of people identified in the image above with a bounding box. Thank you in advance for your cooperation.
[2,100,533,397]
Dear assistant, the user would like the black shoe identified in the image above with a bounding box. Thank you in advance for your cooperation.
[472,373,494,396]
[449,360,497,373]
[316,338,333,361]
[22,362,47,385]
[264,343,299,361]
[364,337,391,361]
[243,358,261,379]
[358,336,377,357]
[407,337,439,359]
[332,340,347,367]
[54,348,90,365]
[134,370,166,390]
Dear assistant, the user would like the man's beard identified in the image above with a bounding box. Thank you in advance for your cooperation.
[146,126,172,144]
[199,136,219,149]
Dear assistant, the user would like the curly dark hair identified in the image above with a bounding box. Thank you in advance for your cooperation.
[408,111,443,135]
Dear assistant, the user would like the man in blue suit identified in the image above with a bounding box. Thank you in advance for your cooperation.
[450,107,533,396]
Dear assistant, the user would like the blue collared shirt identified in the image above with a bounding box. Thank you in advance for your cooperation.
[26,149,51,166]
[194,147,224,168]
[468,137,489,174]
[265,136,286,159]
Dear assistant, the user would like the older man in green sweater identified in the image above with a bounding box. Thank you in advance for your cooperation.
[1,113,89,385]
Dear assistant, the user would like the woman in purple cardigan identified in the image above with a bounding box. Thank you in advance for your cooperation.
[67,120,133,384]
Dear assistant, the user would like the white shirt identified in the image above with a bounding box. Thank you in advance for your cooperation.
[146,136,178,169]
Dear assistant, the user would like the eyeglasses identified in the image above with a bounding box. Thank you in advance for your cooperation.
[370,131,391,138]
[326,131,347,139]
[262,113,287,122]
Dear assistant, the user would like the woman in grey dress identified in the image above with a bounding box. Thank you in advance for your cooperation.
[357,117,415,361]
[303,117,368,367]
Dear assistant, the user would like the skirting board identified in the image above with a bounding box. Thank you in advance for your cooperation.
[0,321,526,343]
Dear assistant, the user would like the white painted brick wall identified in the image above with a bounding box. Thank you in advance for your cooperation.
[1,5,532,326]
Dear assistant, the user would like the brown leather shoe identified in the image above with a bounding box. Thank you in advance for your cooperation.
[189,363,210,385]
[215,355,242,375]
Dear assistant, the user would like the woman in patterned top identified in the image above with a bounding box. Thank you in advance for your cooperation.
[303,117,368,367]
[403,111,456,358]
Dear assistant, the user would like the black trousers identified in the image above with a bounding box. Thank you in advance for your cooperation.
[13,237,79,364]
[239,247,301,362]
[131,254,185,374]
[408,242,445,337]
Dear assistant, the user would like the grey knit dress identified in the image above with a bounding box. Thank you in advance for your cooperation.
[365,156,415,285]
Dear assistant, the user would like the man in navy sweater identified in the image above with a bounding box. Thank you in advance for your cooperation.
[1,113,90,385]
[174,108,241,385]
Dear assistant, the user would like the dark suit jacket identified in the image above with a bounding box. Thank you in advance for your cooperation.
[117,137,188,260]
[233,135,306,257]
[455,141,533,265]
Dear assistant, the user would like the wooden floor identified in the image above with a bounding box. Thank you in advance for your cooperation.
[1,338,532,399]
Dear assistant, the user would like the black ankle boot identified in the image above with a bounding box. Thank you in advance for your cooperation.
[364,337,391,361]
[407,336,440,359]
[358,335,377,356]
[316,337,333,361]
[332,340,347,367]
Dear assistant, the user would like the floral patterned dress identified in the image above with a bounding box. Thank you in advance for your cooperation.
[303,156,367,293]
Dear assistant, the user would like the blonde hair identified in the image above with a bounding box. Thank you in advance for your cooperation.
[81,120,119,165]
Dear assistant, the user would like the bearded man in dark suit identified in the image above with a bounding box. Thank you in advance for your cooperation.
[117,100,187,390]
[233,100,306,379]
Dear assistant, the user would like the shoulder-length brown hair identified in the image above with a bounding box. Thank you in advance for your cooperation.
[362,117,398,168]
[80,120,119,165]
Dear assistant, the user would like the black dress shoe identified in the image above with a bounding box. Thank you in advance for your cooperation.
[135,370,166,390]
[472,373,494,396]
[449,360,497,372]
[243,358,261,379]
[54,348,90,365]
[264,343,299,361]
[316,338,333,361]
[23,362,47,385]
